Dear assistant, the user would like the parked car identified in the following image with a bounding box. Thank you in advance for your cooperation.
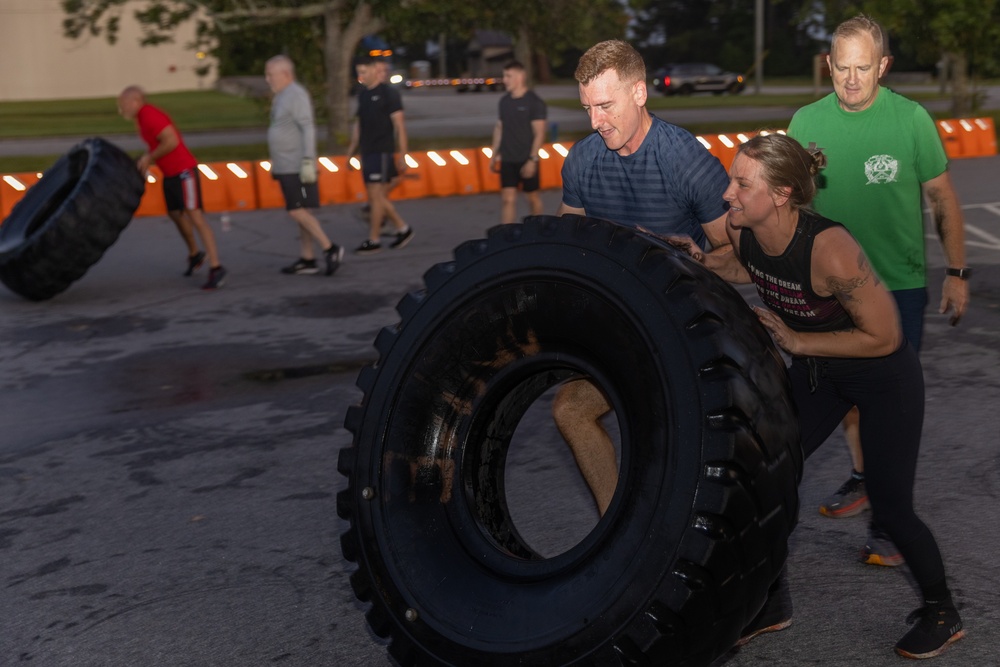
[651,63,746,96]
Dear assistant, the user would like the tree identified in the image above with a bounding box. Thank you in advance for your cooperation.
[62,0,634,146]
[629,0,816,77]
[811,0,1000,115]
[62,0,390,146]
[869,0,1000,115]
[391,0,630,83]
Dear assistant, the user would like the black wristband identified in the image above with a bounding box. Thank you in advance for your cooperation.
[946,267,971,280]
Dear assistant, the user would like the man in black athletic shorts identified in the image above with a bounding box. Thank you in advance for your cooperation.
[346,56,414,254]
[265,55,343,276]
[489,60,547,224]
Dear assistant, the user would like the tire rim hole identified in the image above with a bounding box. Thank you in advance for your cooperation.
[500,381,621,559]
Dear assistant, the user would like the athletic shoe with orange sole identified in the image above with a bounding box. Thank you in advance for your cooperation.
[859,525,905,567]
[737,571,793,647]
[895,598,964,659]
[819,473,870,518]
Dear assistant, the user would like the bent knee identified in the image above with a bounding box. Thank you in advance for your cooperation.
[552,380,609,422]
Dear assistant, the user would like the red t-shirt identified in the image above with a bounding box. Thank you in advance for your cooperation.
[136,104,197,176]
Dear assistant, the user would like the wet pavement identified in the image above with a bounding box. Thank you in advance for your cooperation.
[1,157,999,665]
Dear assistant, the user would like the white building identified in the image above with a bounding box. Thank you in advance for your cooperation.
[0,0,216,101]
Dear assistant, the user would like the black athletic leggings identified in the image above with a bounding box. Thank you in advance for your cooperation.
[789,342,946,593]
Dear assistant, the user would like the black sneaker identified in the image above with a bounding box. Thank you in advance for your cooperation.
[737,571,793,647]
[390,226,414,249]
[280,258,319,275]
[819,472,869,518]
[184,251,205,277]
[324,244,345,276]
[895,599,964,659]
[201,266,227,290]
[354,239,382,255]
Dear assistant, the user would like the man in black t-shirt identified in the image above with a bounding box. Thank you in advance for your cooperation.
[489,61,547,224]
[346,56,414,254]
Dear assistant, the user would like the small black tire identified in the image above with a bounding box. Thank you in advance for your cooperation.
[0,137,145,301]
[338,215,801,666]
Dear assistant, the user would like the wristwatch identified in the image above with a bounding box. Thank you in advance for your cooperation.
[529,155,539,162]
[946,267,972,280]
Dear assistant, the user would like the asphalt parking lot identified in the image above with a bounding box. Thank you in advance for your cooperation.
[1,142,998,664]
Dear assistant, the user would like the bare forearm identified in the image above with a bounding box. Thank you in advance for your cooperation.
[704,246,751,283]
[925,172,967,267]
[345,122,359,157]
[932,197,966,268]
[391,111,408,155]
[530,119,546,158]
[794,328,899,358]
[491,121,502,154]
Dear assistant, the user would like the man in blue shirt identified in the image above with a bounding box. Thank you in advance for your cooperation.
[554,40,731,515]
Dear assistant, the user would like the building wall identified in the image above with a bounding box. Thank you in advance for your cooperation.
[0,0,217,101]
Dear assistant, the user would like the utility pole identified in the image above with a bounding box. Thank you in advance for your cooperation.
[438,32,447,78]
[754,0,764,93]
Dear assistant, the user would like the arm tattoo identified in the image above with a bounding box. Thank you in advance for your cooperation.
[825,251,873,302]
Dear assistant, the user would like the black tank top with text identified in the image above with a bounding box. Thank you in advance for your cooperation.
[739,210,855,333]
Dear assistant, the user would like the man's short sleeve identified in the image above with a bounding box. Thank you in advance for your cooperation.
[530,92,547,121]
[385,86,404,115]
[671,131,730,225]
[137,105,170,137]
[559,143,585,209]
[911,105,948,183]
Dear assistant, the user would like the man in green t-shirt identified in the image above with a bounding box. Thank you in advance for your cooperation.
[787,15,969,568]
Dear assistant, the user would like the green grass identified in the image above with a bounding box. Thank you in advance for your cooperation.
[0,91,268,139]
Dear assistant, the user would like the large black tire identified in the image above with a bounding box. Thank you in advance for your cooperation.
[0,137,145,301]
[338,215,801,666]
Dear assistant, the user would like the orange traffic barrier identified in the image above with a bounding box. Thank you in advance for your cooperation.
[316,156,351,205]
[197,161,257,213]
[421,149,483,197]
[390,153,430,201]
[937,120,967,158]
[423,150,460,197]
[447,148,482,195]
[6,123,992,222]
[476,148,500,193]
[697,132,756,171]
[1,171,42,221]
[967,117,997,157]
[937,117,998,158]
[134,166,168,218]
[475,144,572,193]
[253,161,285,209]
[340,156,368,204]
[538,142,572,190]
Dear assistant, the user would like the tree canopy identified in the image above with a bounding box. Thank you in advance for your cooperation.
[61,0,632,146]
[808,0,1000,114]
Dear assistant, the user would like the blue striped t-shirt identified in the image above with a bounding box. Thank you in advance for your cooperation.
[561,114,730,249]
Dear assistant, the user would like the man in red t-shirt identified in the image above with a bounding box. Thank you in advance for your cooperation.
[118,86,226,289]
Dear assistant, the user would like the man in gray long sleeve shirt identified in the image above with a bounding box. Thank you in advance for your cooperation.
[265,55,343,276]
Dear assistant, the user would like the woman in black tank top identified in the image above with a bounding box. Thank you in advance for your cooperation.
[669,133,963,660]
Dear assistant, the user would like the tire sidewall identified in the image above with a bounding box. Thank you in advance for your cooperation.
[350,223,736,662]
